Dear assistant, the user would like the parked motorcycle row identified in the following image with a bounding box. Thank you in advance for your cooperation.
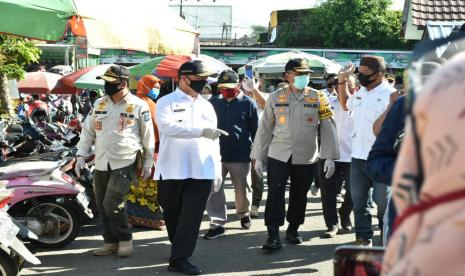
[0,110,96,276]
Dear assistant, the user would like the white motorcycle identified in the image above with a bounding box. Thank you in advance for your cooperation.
[0,185,41,276]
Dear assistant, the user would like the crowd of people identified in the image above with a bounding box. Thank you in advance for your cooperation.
[18,43,463,275]
[65,56,399,275]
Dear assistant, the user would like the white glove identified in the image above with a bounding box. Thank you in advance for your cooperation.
[75,156,87,178]
[140,167,152,181]
[212,176,222,193]
[201,128,229,140]
[254,159,265,176]
[241,78,259,92]
[324,159,336,179]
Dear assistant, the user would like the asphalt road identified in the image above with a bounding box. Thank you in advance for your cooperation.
[21,179,381,276]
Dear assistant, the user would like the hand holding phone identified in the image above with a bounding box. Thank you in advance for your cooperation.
[245,65,254,79]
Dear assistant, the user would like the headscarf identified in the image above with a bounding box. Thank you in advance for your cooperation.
[136,75,161,153]
[382,52,465,276]
[137,75,161,98]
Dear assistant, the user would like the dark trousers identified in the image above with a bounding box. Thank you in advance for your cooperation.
[158,178,211,263]
[93,162,136,243]
[318,160,353,229]
[312,164,320,189]
[265,157,314,227]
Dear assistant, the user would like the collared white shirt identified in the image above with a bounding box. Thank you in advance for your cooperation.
[347,82,395,160]
[328,92,353,163]
[155,88,221,180]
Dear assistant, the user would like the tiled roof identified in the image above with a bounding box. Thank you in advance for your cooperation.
[411,0,465,26]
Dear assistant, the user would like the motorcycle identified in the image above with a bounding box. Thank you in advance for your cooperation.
[0,158,93,248]
[333,246,385,276]
[0,184,41,276]
[1,146,98,217]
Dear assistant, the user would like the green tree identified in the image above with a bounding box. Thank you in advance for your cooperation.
[275,9,324,47]
[250,25,268,40]
[275,0,413,50]
[0,35,41,115]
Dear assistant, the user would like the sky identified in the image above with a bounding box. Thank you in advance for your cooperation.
[161,0,405,37]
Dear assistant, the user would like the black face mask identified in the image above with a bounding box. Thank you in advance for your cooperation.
[358,72,378,87]
[104,82,123,96]
[187,77,207,94]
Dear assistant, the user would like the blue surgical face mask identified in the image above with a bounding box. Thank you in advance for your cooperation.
[146,88,160,100]
[293,75,310,90]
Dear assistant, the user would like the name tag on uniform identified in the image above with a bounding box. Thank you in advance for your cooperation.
[173,109,186,112]
[304,97,318,103]
[275,103,289,107]
[120,113,134,119]
[304,103,318,108]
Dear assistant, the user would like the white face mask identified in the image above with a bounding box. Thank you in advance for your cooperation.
[202,94,212,100]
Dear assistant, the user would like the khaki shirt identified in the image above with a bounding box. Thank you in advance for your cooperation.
[77,92,155,171]
[251,87,339,165]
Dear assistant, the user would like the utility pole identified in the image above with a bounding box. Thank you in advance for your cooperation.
[221,23,225,45]
[172,0,217,19]
[180,0,183,18]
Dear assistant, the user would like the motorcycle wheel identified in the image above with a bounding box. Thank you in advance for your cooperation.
[27,201,81,248]
[0,250,18,276]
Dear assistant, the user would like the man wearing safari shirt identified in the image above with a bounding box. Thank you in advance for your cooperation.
[251,58,339,252]
[338,56,396,247]
[75,65,155,257]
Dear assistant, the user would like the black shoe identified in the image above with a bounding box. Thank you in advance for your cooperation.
[240,215,252,229]
[203,227,225,240]
[322,227,338,238]
[262,236,282,252]
[338,208,352,232]
[168,261,202,275]
[338,225,352,234]
[285,231,303,244]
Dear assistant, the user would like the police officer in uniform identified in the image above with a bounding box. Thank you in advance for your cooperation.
[251,58,339,252]
[76,65,155,257]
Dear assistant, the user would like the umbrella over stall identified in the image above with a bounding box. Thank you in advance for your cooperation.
[61,64,114,90]
[128,54,229,88]
[128,57,165,79]
[0,0,199,55]
[252,50,342,78]
[154,54,228,79]
[18,72,79,94]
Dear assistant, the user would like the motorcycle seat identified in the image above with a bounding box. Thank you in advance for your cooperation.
[0,161,60,180]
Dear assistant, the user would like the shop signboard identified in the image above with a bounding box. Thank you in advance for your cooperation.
[302,50,324,57]
[325,52,360,66]
[221,51,257,65]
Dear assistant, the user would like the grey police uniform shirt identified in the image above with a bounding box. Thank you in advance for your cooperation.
[77,92,155,171]
[250,87,340,165]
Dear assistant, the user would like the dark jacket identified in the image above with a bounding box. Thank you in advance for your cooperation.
[367,96,407,185]
[211,93,259,162]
